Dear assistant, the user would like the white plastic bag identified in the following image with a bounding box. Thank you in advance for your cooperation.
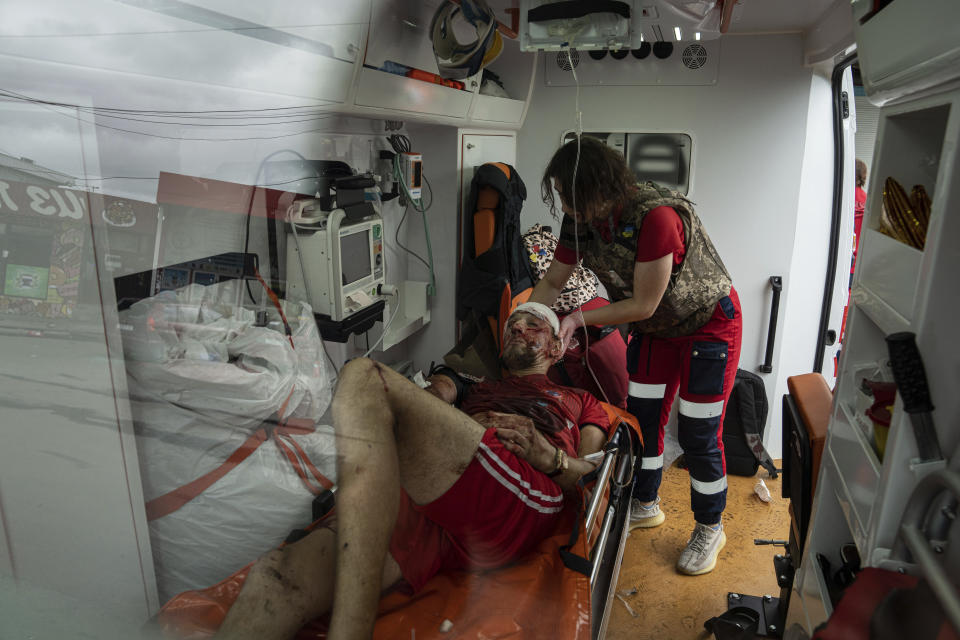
[132,391,337,602]
[119,282,337,602]
[121,282,333,429]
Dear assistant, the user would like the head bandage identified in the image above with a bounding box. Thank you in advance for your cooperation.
[508,302,561,338]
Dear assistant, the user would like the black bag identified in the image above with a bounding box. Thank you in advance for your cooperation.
[722,369,778,477]
[457,163,533,322]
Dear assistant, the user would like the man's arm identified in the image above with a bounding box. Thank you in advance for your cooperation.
[530,258,575,307]
[494,419,601,492]
[562,254,672,330]
[424,374,458,404]
[578,424,606,458]
[423,366,470,405]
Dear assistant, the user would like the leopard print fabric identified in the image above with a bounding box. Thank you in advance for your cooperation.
[522,223,600,314]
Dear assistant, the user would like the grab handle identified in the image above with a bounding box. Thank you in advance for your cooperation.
[759,276,783,373]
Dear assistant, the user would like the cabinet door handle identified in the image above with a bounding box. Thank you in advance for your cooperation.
[466,143,475,149]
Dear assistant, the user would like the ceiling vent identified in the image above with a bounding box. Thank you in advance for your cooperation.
[556,49,580,70]
[681,44,708,70]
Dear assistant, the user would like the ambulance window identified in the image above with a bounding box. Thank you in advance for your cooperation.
[562,132,692,194]
[627,133,691,194]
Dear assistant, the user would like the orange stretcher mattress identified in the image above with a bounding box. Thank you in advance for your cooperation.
[157,507,594,640]
[157,405,638,640]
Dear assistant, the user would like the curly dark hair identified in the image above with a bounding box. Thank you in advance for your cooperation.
[541,136,636,220]
[855,158,867,188]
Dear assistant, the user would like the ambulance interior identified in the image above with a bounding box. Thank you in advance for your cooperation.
[1,1,958,639]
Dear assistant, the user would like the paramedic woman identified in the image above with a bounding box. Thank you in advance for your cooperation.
[530,136,742,576]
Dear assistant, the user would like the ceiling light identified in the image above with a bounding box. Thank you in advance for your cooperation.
[674,26,682,41]
[695,32,701,40]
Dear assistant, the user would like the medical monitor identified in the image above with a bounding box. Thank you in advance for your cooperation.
[339,227,373,286]
[285,208,384,322]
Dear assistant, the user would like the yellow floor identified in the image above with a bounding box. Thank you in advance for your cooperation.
[607,460,789,640]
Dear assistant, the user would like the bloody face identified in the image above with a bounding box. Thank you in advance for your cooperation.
[501,312,560,371]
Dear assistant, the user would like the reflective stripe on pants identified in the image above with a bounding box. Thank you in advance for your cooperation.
[625,289,742,525]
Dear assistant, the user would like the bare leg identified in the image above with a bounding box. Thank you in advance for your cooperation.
[215,528,403,640]
[218,358,486,640]
[328,358,485,639]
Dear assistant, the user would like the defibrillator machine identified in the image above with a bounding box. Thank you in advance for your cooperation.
[285,198,386,341]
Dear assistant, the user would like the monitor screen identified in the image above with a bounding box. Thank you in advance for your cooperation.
[340,229,371,286]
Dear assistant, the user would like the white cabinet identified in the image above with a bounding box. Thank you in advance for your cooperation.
[468,36,537,127]
[354,0,536,127]
[794,85,960,633]
[852,0,960,104]
[366,0,448,72]
[354,67,476,119]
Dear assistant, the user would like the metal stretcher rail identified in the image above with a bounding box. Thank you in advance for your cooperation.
[585,441,619,536]
[567,422,638,639]
[589,505,616,587]
[554,419,637,639]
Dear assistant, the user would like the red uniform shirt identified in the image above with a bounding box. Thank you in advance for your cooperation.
[554,205,686,269]
[853,186,867,274]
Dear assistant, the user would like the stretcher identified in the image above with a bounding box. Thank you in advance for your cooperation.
[156,408,642,640]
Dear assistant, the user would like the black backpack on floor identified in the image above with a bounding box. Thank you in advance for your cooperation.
[723,369,778,477]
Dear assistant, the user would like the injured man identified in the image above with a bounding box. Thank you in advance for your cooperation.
[215,302,610,640]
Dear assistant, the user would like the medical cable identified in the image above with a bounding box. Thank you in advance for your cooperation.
[392,159,437,295]
[565,45,609,406]
[286,206,339,375]
[244,149,306,304]
[362,288,402,358]
[395,206,431,272]
[387,134,437,295]
[393,171,435,274]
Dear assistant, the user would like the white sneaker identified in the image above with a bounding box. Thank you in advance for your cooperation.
[628,496,665,530]
[677,522,726,575]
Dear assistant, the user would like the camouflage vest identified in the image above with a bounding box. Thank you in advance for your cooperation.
[576,182,732,338]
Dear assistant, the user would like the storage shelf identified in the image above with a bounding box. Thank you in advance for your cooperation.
[828,406,881,553]
[470,94,526,124]
[850,283,911,336]
[354,67,474,119]
[839,402,883,468]
[798,66,959,640]
[856,230,922,324]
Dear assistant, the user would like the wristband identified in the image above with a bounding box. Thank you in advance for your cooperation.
[547,447,568,478]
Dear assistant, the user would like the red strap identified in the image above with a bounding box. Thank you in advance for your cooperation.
[145,391,333,519]
[278,430,334,490]
[272,433,321,496]
[145,429,269,521]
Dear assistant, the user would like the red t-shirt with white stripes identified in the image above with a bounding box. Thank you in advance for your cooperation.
[389,374,609,592]
[460,373,610,456]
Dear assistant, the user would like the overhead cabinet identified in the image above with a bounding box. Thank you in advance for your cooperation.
[852,0,960,104]
[354,67,475,119]
[355,0,535,127]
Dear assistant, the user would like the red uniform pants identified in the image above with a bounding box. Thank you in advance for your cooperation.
[625,289,742,525]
